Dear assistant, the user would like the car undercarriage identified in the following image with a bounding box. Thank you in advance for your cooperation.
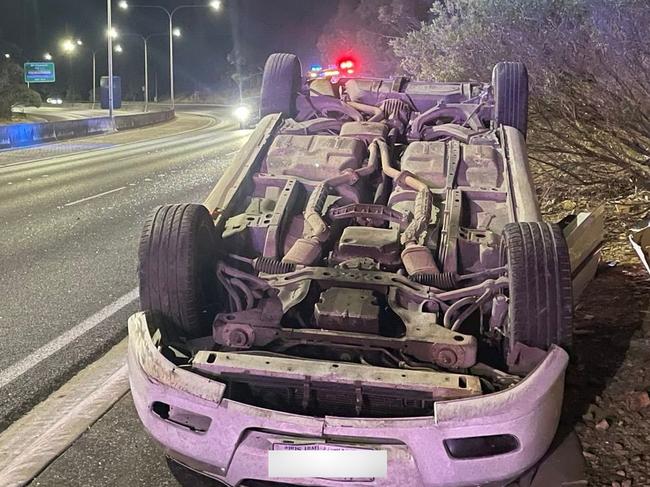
[130,53,580,486]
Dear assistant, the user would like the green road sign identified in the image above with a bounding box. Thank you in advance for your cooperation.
[24,62,56,83]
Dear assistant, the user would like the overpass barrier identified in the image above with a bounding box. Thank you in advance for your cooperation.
[113,110,175,130]
[0,109,175,150]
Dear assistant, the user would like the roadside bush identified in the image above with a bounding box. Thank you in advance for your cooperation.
[392,0,650,189]
[0,60,42,119]
[318,0,430,77]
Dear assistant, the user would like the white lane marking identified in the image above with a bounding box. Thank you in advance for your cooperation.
[63,186,127,207]
[0,288,138,389]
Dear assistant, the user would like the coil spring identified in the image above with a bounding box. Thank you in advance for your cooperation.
[253,257,296,274]
[410,272,458,290]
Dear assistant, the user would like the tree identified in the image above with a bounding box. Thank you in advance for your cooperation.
[317,0,430,77]
[0,59,41,119]
[392,0,650,189]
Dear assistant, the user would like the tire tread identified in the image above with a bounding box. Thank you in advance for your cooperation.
[138,204,218,338]
[260,53,302,118]
[502,221,572,351]
[493,62,529,137]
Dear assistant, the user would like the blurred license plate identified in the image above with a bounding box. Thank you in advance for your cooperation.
[273,442,357,451]
[269,443,386,480]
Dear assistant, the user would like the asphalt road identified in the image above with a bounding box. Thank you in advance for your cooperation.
[31,394,222,487]
[0,109,250,432]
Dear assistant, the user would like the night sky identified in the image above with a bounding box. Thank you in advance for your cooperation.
[0,0,339,100]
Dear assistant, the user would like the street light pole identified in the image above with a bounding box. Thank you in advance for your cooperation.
[107,0,114,118]
[119,2,221,109]
[120,32,170,112]
[92,51,97,108]
[168,14,174,109]
[144,38,149,112]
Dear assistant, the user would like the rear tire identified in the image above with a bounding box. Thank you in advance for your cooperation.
[500,222,573,353]
[492,62,529,137]
[138,204,220,338]
[260,53,302,118]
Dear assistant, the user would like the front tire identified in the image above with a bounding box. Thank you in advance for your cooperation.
[138,204,220,338]
[500,222,573,354]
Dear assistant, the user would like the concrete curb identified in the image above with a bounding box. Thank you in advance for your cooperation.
[113,110,175,130]
[0,340,129,487]
[0,109,175,150]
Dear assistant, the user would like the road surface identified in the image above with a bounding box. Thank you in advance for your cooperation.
[0,109,250,436]
[32,394,222,486]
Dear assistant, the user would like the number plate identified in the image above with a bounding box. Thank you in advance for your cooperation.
[269,442,386,480]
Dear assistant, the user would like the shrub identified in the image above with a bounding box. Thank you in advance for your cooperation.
[392,0,650,189]
[0,60,42,119]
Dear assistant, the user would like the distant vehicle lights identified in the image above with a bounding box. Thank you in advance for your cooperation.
[233,105,251,122]
[308,58,358,79]
[307,65,343,79]
[323,68,340,77]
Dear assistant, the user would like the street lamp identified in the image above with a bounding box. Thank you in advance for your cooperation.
[61,38,83,54]
[3,53,10,59]
[60,26,118,109]
[61,38,101,107]
[60,38,82,101]
[61,39,77,54]
[118,1,221,108]
[114,44,124,53]
[44,53,53,61]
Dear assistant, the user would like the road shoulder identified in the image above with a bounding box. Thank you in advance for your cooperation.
[0,340,129,486]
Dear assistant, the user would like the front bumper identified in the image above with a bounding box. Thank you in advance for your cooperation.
[128,312,569,487]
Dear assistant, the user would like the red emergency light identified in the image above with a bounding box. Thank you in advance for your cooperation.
[338,57,356,75]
